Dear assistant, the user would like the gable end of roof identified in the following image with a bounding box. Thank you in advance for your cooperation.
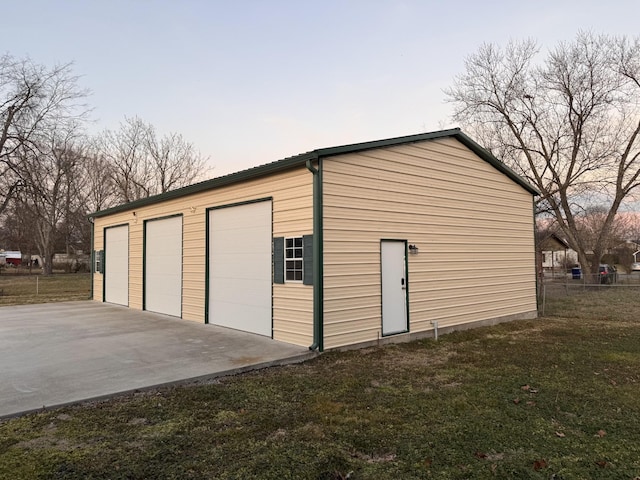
[89,128,538,219]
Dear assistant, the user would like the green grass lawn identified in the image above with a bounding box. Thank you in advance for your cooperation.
[1,288,640,479]
[0,273,91,305]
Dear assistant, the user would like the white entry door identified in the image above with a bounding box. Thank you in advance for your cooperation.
[145,216,183,317]
[104,225,129,306]
[208,201,272,336]
[381,240,408,335]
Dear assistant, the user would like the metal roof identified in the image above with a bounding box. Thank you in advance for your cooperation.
[89,128,538,218]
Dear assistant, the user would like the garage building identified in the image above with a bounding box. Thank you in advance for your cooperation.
[89,129,539,351]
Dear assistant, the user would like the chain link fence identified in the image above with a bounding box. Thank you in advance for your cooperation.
[539,269,640,315]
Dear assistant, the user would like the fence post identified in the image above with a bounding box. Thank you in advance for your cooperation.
[36,276,39,296]
[542,284,546,316]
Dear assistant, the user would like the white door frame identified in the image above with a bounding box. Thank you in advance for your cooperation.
[104,224,129,306]
[381,239,408,336]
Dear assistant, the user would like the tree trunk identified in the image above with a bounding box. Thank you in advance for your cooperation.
[576,250,593,284]
[42,250,54,276]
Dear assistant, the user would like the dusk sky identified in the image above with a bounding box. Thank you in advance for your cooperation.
[2,1,639,176]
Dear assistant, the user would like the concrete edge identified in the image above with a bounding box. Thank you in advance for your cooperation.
[0,350,318,421]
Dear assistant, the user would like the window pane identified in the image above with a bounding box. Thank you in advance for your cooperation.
[284,237,304,282]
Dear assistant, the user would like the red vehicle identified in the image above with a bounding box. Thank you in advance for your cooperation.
[1,251,22,266]
[599,264,617,284]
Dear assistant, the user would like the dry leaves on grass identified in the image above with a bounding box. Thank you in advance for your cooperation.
[533,459,548,471]
[350,451,396,464]
[521,384,539,394]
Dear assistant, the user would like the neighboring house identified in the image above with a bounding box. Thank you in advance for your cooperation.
[53,252,90,266]
[603,240,640,272]
[539,234,577,271]
[89,128,539,351]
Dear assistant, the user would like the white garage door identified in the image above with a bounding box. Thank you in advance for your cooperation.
[145,216,183,317]
[209,201,272,336]
[104,225,129,306]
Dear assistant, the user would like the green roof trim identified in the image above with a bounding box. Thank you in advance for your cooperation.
[89,128,538,218]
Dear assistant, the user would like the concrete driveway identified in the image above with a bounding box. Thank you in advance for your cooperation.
[0,302,313,418]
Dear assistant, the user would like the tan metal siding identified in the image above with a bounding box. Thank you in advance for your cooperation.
[273,284,313,345]
[322,137,537,349]
[93,166,313,346]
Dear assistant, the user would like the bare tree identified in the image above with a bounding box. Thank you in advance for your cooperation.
[81,145,117,212]
[0,54,88,216]
[574,206,630,255]
[0,200,39,271]
[97,116,152,203]
[446,32,640,276]
[97,116,210,204]
[145,128,209,194]
[15,127,85,275]
[621,211,640,243]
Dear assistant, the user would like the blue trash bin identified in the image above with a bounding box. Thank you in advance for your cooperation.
[571,267,581,279]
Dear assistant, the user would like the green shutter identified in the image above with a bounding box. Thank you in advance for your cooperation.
[303,234,313,285]
[273,237,284,284]
[99,250,105,274]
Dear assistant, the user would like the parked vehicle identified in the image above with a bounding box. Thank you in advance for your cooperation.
[599,264,618,284]
[631,262,640,272]
[0,251,22,266]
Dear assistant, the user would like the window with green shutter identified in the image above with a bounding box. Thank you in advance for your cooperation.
[94,250,104,274]
[274,235,313,285]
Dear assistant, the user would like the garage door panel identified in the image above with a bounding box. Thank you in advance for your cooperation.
[209,201,272,337]
[213,229,271,252]
[210,278,271,307]
[146,259,180,275]
[146,274,179,296]
[211,303,270,334]
[145,216,182,317]
[210,253,271,278]
[104,225,129,306]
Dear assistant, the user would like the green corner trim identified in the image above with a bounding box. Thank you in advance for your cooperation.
[89,219,94,300]
[533,197,540,312]
[306,157,323,352]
